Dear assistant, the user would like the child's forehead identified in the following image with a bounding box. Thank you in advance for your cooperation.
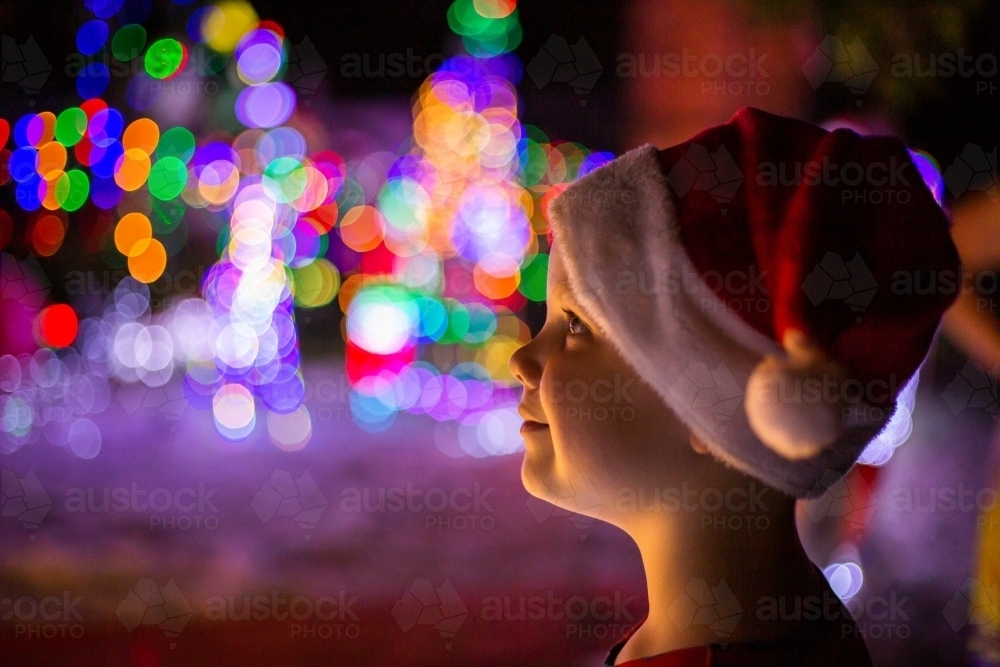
[548,281,571,305]
[546,246,588,308]
[546,268,582,310]
[546,249,569,300]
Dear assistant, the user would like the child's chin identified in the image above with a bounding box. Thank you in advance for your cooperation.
[519,452,557,501]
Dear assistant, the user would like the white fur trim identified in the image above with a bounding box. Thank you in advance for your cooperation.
[743,357,843,460]
[548,144,889,498]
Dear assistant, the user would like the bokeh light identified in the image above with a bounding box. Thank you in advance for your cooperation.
[77,20,110,55]
[144,38,188,79]
[112,24,147,61]
[201,1,259,53]
[37,304,80,348]
[0,0,612,449]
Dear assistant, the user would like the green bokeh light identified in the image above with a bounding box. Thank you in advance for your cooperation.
[148,156,188,201]
[144,39,185,80]
[518,253,548,301]
[55,170,89,212]
[448,0,521,56]
[438,299,470,345]
[156,127,196,163]
[112,24,147,62]
[519,140,547,187]
[54,108,87,147]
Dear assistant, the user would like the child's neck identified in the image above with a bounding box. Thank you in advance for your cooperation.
[616,497,826,662]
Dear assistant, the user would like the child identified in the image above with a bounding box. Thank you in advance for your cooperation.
[510,107,960,665]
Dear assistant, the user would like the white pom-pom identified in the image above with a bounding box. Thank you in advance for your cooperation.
[744,330,845,460]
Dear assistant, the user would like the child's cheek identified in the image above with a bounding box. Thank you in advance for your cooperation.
[539,350,628,467]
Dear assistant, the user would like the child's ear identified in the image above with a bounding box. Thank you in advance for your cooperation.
[689,432,711,455]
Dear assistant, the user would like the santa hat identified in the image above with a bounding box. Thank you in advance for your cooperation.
[548,107,960,498]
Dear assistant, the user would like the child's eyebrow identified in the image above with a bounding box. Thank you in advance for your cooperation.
[550,282,585,311]
[549,282,572,304]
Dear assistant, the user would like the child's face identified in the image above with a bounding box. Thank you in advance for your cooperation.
[510,244,699,522]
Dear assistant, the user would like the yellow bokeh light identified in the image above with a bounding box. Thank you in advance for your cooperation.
[475,336,521,383]
[201,1,259,54]
[292,258,341,308]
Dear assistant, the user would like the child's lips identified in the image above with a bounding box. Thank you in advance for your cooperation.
[520,420,550,434]
[517,405,549,434]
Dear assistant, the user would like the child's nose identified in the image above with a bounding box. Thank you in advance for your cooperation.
[509,337,542,390]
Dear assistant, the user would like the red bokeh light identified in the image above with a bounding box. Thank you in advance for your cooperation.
[37,303,79,348]
[344,341,416,385]
[80,98,108,121]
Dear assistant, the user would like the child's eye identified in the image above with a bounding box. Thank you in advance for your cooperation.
[563,310,590,335]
